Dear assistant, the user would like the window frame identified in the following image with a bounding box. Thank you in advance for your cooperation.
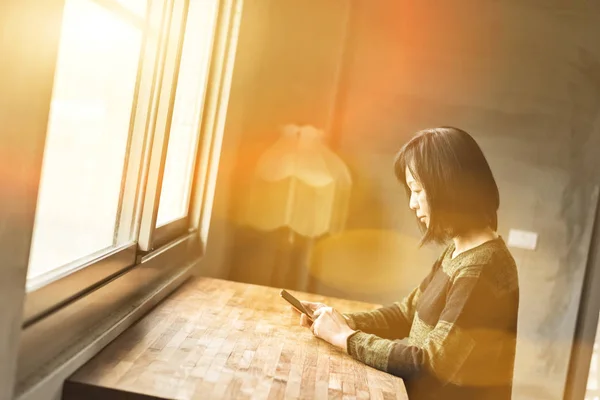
[137,0,221,252]
[135,0,189,253]
[21,0,232,328]
[14,0,242,394]
[21,0,171,326]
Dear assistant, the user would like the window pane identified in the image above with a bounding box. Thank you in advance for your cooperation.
[156,0,219,227]
[115,0,148,17]
[27,0,142,281]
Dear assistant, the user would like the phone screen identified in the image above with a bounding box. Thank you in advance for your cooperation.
[280,289,314,320]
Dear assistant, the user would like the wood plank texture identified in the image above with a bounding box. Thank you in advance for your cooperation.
[64,277,407,399]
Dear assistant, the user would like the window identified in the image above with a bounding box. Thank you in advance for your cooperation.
[156,0,219,228]
[22,0,234,326]
[2,0,242,394]
[27,0,142,284]
[114,0,147,17]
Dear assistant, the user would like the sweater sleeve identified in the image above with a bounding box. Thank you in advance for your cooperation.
[343,286,422,340]
[343,249,448,340]
[346,264,514,387]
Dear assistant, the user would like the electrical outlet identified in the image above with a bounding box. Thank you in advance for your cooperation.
[507,229,538,250]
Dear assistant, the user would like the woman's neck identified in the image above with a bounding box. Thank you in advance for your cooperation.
[452,227,499,259]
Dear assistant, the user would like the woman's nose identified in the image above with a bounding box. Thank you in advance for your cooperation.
[409,193,419,210]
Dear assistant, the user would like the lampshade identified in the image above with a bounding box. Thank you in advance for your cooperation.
[242,124,352,238]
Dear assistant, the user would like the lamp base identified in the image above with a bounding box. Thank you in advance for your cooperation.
[228,226,314,292]
[271,229,313,292]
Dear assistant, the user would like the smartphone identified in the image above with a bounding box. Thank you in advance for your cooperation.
[280,289,314,321]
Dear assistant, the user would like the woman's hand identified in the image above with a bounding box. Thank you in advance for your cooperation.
[301,301,327,318]
[299,305,356,353]
[289,300,326,322]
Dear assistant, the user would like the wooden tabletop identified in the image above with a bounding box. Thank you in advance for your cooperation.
[64,277,407,399]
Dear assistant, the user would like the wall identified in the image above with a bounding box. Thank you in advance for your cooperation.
[216,0,352,286]
[333,1,600,398]
[0,0,64,398]
[194,0,274,279]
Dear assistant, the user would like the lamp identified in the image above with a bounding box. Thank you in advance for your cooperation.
[242,124,352,290]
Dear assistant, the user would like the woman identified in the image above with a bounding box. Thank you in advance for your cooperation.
[297,127,519,400]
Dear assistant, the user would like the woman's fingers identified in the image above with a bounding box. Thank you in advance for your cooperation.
[300,313,312,328]
[311,319,320,337]
[301,301,326,312]
[313,306,331,319]
[300,301,313,309]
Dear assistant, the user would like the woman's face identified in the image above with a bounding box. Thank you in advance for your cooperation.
[406,167,430,227]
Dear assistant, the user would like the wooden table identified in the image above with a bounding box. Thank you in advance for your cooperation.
[64,277,407,399]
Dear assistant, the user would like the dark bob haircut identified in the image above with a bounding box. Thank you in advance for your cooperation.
[394,127,499,244]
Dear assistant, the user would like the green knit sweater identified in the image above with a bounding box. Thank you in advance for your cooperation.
[345,237,519,400]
